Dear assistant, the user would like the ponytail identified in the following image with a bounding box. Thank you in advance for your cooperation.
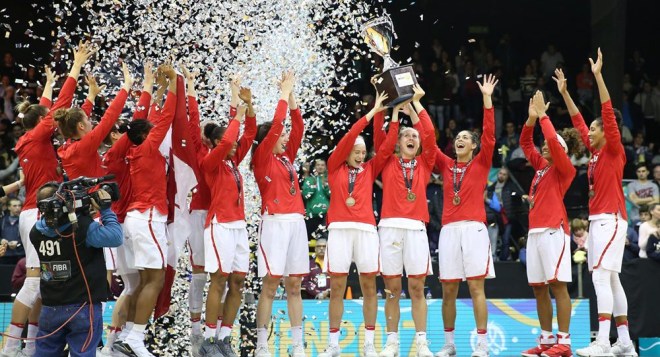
[15,100,48,130]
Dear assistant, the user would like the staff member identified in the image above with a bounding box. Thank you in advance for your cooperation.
[31,185,122,357]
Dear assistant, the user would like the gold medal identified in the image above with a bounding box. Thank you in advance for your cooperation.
[289,186,296,195]
[345,197,356,207]
[452,195,461,206]
[588,189,595,199]
[406,192,416,202]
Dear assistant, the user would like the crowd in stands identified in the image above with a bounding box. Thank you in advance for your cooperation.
[1,36,659,301]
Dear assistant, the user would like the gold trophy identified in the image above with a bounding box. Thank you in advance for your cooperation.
[361,14,417,107]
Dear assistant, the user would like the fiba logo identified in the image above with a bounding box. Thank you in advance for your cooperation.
[470,321,506,355]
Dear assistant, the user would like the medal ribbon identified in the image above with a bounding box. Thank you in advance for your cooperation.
[452,159,473,197]
[399,158,416,193]
[227,159,242,201]
[277,155,296,189]
[530,166,550,201]
[588,152,599,191]
[347,167,358,197]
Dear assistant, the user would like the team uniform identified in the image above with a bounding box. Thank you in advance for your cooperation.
[572,102,628,272]
[201,112,256,276]
[324,115,399,276]
[58,88,128,271]
[520,116,575,286]
[435,106,496,282]
[15,77,82,271]
[253,100,308,278]
[375,109,437,278]
[124,92,176,270]
[103,91,151,277]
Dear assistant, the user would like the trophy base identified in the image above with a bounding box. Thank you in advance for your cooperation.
[373,64,418,108]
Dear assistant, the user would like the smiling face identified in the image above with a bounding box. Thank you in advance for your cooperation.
[273,131,290,155]
[541,140,551,160]
[588,121,605,149]
[454,130,477,161]
[398,128,420,159]
[347,144,367,168]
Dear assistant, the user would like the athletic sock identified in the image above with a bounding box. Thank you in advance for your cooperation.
[444,327,455,345]
[616,321,631,345]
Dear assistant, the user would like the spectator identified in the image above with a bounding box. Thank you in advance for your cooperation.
[540,44,564,78]
[301,238,330,299]
[627,163,660,224]
[653,164,660,191]
[426,173,443,257]
[570,218,588,253]
[575,63,594,106]
[627,132,653,165]
[505,78,524,127]
[635,205,651,234]
[520,64,538,101]
[638,203,660,259]
[302,159,330,240]
[497,121,519,164]
[0,198,24,265]
[645,231,660,261]
[623,225,640,262]
[485,167,524,261]
[1,85,17,121]
[633,82,660,138]
[0,52,20,81]
[11,257,25,293]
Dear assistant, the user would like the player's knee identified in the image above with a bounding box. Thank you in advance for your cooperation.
[229,275,245,293]
[549,282,568,297]
[360,280,377,298]
[531,285,549,298]
[408,279,425,299]
[16,277,40,308]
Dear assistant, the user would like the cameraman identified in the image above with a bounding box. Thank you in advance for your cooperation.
[30,182,122,357]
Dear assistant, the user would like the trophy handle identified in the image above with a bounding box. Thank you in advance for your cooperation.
[382,55,399,71]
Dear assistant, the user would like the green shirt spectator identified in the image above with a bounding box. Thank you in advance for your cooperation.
[302,159,330,218]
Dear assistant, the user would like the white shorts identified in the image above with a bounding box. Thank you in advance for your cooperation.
[378,226,432,278]
[124,211,168,270]
[188,210,207,269]
[438,221,495,282]
[526,227,572,285]
[19,208,39,268]
[257,214,309,278]
[115,223,137,275]
[588,215,628,272]
[204,220,249,276]
[324,227,379,276]
[104,247,118,271]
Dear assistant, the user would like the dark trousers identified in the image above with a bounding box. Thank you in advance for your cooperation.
[36,303,103,357]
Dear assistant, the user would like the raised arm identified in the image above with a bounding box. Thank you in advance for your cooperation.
[201,119,240,173]
[235,87,257,163]
[411,85,438,168]
[521,99,545,170]
[373,110,387,151]
[33,42,95,141]
[328,92,388,172]
[256,71,293,157]
[476,74,498,165]
[86,206,123,248]
[134,62,154,120]
[78,66,132,152]
[533,91,573,175]
[285,85,304,161]
[145,66,177,149]
[229,75,241,116]
[590,49,624,156]
[183,65,204,153]
[39,67,55,107]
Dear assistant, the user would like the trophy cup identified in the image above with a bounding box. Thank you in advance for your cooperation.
[361,14,417,107]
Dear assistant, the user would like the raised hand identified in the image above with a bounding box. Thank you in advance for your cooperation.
[412,84,425,102]
[121,62,134,91]
[370,75,380,89]
[44,67,55,84]
[159,64,177,80]
[527,98,538,120]
[477,73,499,96]
[86,74,106,100]
[69,40,97,79]
[373,91,389,113]
[552,68,568,95]
[238,87,252,104]
[280,70,295,96]
[589,47,603,76]
[230,75,241,95]
[532,90,550,118]
[235,104,247,123]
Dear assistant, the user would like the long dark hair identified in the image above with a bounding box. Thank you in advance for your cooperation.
[250,122,274,170]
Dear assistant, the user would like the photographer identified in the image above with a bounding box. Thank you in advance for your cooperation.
[30,182,122,357]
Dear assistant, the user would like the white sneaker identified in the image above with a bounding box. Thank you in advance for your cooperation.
[0,350,20,357]
[364,342,378,357]
[416,340,433,357]
[576,341,614,357]
[471,341,489,357]
[611,340,637,357]
[255,344,272,357]
[317,344,341,357]
[434,344,457,357]
[96,347,113,356]
[291,343,306,357]
[125,340,155,357]
[379,340,400,357]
